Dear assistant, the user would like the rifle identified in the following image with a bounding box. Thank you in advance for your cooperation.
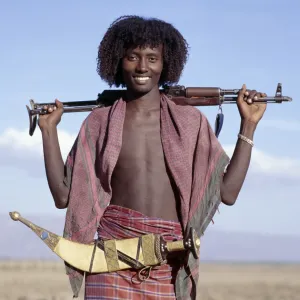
[26,83,292,136]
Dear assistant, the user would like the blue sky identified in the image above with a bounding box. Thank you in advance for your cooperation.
[1,0,299,236]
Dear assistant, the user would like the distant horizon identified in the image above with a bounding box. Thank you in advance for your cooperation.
[2,212,300,238]
[1,257,300,264]
[3,212,300,264]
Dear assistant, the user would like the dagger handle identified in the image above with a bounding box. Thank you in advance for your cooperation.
[164,228,201,259]
[9,211,60,252]
[10,211,36,230]
[166,240,185,252]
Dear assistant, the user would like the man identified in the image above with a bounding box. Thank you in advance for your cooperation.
[38,15,266,300]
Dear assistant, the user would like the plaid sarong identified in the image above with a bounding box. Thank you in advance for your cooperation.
[84,205,183,299]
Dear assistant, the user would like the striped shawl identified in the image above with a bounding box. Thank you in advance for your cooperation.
[62,94,230,299]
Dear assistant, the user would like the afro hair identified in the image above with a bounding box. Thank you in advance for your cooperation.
[97,15,189,87]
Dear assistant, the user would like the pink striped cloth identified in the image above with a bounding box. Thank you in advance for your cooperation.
[62,94,229,299]
[85,204,183,299]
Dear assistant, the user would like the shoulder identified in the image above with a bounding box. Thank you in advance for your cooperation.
[83,105,111,125]
[166,97,208,123]
[76,105,112,138]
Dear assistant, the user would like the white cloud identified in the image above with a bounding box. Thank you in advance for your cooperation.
[0,127,299,180]
[0,127,76,161]
[260,119,300,131]
[223,145,300,179]
[0,127,76,177]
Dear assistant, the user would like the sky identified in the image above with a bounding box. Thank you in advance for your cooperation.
[0,0,299,237]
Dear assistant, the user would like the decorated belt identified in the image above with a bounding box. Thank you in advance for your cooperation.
[9,211,200,280]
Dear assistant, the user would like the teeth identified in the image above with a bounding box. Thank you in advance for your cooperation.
[134,77,150,81]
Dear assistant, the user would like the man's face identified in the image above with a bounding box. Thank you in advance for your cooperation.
[121,44,163,95]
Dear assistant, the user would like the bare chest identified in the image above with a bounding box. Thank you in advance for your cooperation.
[110,109,179,221]
[118,110,164,167]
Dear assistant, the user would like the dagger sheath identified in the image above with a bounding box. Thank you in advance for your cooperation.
[9,211,200,274]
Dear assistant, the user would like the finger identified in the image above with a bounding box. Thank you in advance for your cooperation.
[259,92,267,108]
[237,84,247,104]
[248,90,257,99]
[55,99,64,111]
[244,90,256,104]
[47,104,58,113]
[55,99,62,107]
[253,93,264,102]
[252,92,267,103]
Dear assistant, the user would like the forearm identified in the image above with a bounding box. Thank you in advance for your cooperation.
[221,120,257,205]
[41,126,70,209]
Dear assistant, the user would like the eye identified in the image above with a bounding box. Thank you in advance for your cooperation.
[148,57,157,63]
[128,55,138,61]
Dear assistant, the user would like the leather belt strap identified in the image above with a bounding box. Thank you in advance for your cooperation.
[89,238,145,273]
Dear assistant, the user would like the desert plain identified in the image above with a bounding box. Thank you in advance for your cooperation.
[1,260,300,300]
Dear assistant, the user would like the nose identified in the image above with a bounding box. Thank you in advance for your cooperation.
[136,58,148,73]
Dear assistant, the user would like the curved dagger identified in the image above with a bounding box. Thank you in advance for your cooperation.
[9,211,200,273]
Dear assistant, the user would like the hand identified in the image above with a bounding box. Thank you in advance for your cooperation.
[38,99,64,130]
[237,84,267,125]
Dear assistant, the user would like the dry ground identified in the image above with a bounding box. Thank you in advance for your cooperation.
[0,260,300,300]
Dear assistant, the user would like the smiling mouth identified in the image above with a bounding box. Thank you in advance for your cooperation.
[132,76,151,84]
